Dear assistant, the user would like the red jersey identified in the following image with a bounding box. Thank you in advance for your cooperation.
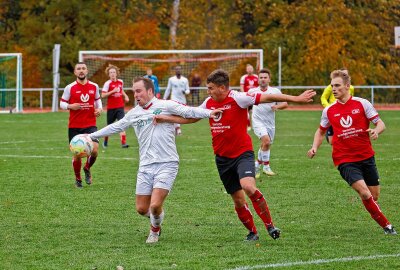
[200,90,262,158]
[240,74,259,92]
[102,79,124,109]
[61,80,101,128]
[320,96,380,166]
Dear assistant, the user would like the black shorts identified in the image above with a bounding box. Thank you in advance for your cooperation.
[107,107,125,125]
[337,156,380,186]
[326,126,334,136]
[68,126,99,143]
[215,151,255,194]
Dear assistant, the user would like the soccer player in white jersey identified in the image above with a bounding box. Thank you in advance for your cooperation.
[249,69,288,178]
[307,70,396,235]
[155,69,316,242]
[89,77,222,244]
[163,66,190,135]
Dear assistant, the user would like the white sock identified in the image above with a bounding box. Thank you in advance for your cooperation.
[261,150,270,165]
[258,149,263,161]
[150,211,165,230]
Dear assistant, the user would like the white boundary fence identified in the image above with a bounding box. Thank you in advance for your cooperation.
[1,85,397,111]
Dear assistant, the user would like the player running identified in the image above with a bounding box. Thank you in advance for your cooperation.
[249,68,288,177]
[60,62,102,188]
[308,69,396,235]
[101,64,130,148]
[89,77,222,244]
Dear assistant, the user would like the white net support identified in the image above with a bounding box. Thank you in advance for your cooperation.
[0,53,23,113]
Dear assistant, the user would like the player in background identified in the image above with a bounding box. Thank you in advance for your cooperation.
[321,67,355,144]
[155,69,316,241]
[240,64,259,131]
[163,65,190,135]
[60,62,102,188]
[144,68,160,98]
[101,64,130,149]
[190,73,202,106]
[249,69,288,178]
[89,77,222,244]
[307,70,396,235]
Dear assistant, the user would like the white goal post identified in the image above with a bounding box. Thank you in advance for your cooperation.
[0,53,23,113]
[79,49,263,93]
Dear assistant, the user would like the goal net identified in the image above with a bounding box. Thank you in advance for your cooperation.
[0,53,23,113]
[79,50,263,104]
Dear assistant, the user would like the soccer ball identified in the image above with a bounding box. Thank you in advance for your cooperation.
[69,134,93,157]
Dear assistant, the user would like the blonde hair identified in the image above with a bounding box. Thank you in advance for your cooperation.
[105,64,120,76]
[330,69,351,85]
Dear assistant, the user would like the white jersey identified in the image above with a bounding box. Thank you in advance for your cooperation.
[163,75,190,104]
[248,86,282,129]
[90,97,211,166]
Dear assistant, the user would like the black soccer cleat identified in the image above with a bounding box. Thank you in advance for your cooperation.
[245,231,259,241]
[384,226,397,235]
[83,167,92,185]
[121,144,129,148]
[75,180,83,188]
[267,225,281,240]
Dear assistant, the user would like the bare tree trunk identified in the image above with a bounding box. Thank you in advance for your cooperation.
[170,0,180,49]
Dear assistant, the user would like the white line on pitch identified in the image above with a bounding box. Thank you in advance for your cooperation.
[227,253,400,270]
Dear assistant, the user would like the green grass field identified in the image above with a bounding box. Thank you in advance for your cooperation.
[1,110,399,270]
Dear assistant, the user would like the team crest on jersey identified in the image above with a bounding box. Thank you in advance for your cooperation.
[153,109,162,115]
[80,93,89,102]
[89,90,95,94]
[340,115,353,128]
[352,109,360,114]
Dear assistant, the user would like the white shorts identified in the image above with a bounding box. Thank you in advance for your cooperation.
[253,126,275,143]
[136,161,179,195]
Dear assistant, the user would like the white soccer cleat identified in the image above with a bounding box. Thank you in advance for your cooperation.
[146,232,160,244]
[263,166,276,176]
[255,162,261,179]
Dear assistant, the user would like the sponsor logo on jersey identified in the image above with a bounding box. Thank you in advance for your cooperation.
[213,112,223,122]
[334,113,340,117]
[153,109,162,115]
[80,93,89,102]
[340,115,352,128]
[352,109,360,114]
[89,90,95,94]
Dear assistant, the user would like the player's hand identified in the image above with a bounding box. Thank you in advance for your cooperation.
[307,148,317,158]
[124,96,130,103]
[68,103,82,110]
[296,90,316,103]
[271,105,278,111]
[210,108,223,119]
[366,128,379,140]
[94,108,102,117]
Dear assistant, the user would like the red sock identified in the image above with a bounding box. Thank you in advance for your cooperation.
[250,189,273,228]
[121,134,126,145]
[362,196,390,228]
[72,158,82,180]
[104,136,108,143]
[151,225,161,233]
[235,204,257,233]
[85,155,97,169]
[262,161,270,166]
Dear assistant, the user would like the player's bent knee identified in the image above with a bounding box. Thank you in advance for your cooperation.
[136,207,149,216]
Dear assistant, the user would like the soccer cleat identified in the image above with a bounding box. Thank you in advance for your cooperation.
[384,226,397,235]
[102,141,108,148]
[255,163,261,179]
[83,167,92,185]
[121,144,129,148]
[75,180,83,188]
[267,225,281,240]
[245,231,259,241]
[146,231,160,244]
[263,166,276,176]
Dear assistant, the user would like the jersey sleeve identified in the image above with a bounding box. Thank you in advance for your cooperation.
[102,80,110,93]
[166,100,211,119]
[240,75,246,85]
[360,98,379,124]
[154,76,160,92]
[319,107,330,130]
[233,91,261,108]
[60,84,71,109]
[184,78,190,94]
[90,110,133,139]
[163,78,172,99]
[320,85,332,108]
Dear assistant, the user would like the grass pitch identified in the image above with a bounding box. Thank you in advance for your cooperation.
[1,110,399,269]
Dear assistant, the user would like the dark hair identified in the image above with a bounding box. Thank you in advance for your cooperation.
[133,77,154,93]
[75,62,86,68]
[259,68,271,77]
[206,69,229,88]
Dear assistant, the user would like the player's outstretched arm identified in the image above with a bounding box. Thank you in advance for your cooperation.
[307,128,325,159]
[154,115,200,124]
[367,119,385,140]
[260,89,316,104]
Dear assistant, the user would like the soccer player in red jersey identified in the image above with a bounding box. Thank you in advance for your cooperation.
[101,64,130,148]
[240,64,259,130]
[307,70,396,235]
[155,69,316,241]
[60,62,102,188]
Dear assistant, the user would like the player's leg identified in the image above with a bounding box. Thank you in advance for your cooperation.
[103,110,114,148]
[215,154,258,240]
[116,108,129,148]
[145,161,178,243]
[260,130,275,176]
[174,123,182,135]
[339,160,395,234]
[252,125,266,179]
[69,128,83,187]
[83,127,99,185]
[237,151,280,239]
